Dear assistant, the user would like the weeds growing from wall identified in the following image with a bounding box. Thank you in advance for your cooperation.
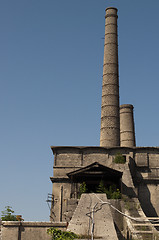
[114,153,126,164]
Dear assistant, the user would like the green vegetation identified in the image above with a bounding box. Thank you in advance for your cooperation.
[1,206,17,221]
[79,182,87,197]
[47,227,80,240]
[78,181,121,199]
[96,181,121,199]
[96,180,107,194]
[114,153,126,164]
[108,187,121,199]
[47,228,102,239]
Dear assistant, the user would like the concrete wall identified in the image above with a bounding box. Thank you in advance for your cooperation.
[134,148,159,216]
[1,222,67,240]
[50,146,159,221]
[109,199,123,232]
[50,146,136,221]
[68,194,118,239]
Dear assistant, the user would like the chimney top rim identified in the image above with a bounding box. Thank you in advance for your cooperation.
[120,104,134,109]
[106,7,118,12]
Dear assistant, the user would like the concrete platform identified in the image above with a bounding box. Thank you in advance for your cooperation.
[67,193,118,240]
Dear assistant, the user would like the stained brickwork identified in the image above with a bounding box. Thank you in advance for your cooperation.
[100,7,120,147]
[49,6,159,239]
[120,104,136,147]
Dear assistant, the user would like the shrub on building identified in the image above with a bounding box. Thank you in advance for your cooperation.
[47,227,79,239]
[97,181,121,199]
[79,182,87,197]
[114,153,126,164]
[1,206,17,221]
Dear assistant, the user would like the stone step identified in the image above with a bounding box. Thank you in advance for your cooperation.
[133,231,153,234]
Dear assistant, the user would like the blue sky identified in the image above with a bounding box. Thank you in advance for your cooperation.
[1,0,159,221]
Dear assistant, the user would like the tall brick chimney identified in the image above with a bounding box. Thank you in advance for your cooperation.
[100,7,120,147]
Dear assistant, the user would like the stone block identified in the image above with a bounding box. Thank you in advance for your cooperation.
[149,153,159,167]
[135,153,148,167]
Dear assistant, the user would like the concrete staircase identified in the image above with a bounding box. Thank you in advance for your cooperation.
[67,193,118,240]
[122,198,159,239]
[132,218,159,240]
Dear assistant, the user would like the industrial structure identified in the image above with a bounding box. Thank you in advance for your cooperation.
[1,6,159,240]
[50,7,159,239]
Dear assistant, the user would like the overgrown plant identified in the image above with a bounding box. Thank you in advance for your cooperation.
[96,180,106,194]
[96,181,121,199]
[79,182,87,197]
[110,188,121,199]
[114,153,126,164]
[47,228,102,240]
[47,227,80,240]
[1,206,17,221]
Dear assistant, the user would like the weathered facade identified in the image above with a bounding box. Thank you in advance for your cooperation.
[100,7,120,147]
[2,6,159,240]
[49,6,159,239]
[0,222,67,240]
[50,146,159,221]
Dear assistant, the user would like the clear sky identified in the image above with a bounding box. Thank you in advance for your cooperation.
[1,0,159,221]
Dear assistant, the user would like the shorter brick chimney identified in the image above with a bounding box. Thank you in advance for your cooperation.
[120,104,136,147]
